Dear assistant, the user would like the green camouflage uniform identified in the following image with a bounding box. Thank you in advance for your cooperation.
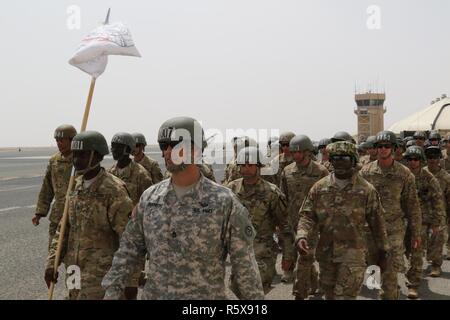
[280,160,329,298]
[134,154,164,184]
[46,168,133,300]
[222,158,241,185]
[35,152,74,249]
[102,174,264,300]
[227,177,294,293]
[297,172,389,299]
[264,153,294,186]
[360,161,422,300]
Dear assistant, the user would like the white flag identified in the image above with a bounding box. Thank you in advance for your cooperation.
[69,22,141,78]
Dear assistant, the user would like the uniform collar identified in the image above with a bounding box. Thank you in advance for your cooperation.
[328,171,359,191]
[78,167,107,192]
[110,161,134,179]
[235,177,263,197]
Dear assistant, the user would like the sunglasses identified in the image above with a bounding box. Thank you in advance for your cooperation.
[377,144,392,149]
[280,143,290,147]
[426,154,440,160]
[330,155,352,162]
[415,137,425,141]
[406,158,420,162]
[159,141,181,151]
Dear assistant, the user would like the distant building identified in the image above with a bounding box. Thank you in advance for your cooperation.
[354,92,386,142]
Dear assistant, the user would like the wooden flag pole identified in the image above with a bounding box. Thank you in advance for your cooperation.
[48,77,96,300]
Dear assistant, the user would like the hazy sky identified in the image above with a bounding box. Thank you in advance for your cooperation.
[1,0,449,147]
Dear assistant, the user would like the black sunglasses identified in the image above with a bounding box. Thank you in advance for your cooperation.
[426,154,440,159]
[377,144,392,149]
[406,157,420,162]
[330,155,352,162]
[280,143,290,147]
[159,141,181,151]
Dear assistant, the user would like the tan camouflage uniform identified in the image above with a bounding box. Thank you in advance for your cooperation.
[360,161,422,300]
[406,168,445,287]
[222,158,241,185]
[297,172,389,300]
[102,174,264,300]
[280,160,329,298]
[227,177,294,294]
[264,153,294,186]
[35,152,74,249]
[46,168,133,300]
[134,154,164,184]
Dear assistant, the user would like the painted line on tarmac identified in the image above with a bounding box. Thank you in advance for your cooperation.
[0,175,43,181]
[0,185,40,192]
[0,205,36,213]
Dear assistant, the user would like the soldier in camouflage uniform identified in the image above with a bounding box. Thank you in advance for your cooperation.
[403,146,446,298]
[164,163,216,181]
[414,131,427,148]
[360,136,377,166]
[33,125,77,249]
[318,138,333,172]
[441,134,450,173]
[222,136,256,185]
[428,131,441,147]
[45,131,134,300]
[132,132,164,183]
[394,138,407,166]
[264,131,295,186]
[102,117,264,299]
[108,132,153,299]
[360,131,422,300]
[280,135,329,297]
[226,147,294,294]
[424,146,450,268]
[297,141,390,300]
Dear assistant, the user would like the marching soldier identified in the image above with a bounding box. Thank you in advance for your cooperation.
[32,124,77,249]
[102,117,264,299]
[297,141,389,300]
[264,131,295,186]
[132,132,164,183]
[45,131,134,299]
[227,146,294,295]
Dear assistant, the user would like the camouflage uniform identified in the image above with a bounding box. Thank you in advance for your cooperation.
[222,158,241,185]
[165,163,216,182]
[46,169,133,300]
[35,152,74,249]
[108,161,153,205]
[297,172,389,299]
[108,161,153,288]
[424,167,449,264]
[321,160,333,172]
[102,174,264,300]
[280,160,329,298]
[441,154,450,173]
[360,155,376,166]
[226,177,294,293]
[406,168,446,287]
[360,161,422,299]
[264,153,294,186]
[134,154,163,184]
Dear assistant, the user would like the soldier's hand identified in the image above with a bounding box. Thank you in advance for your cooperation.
[297,238,309,254]
[32,215,41,226]
[281,259,293,272]
[44,268,59,289]
[412,237,421,250]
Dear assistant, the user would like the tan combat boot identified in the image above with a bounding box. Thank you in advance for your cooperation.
[429,266,442,278]
[407,287,419,299]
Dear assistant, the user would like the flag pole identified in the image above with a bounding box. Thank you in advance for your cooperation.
[48,76,97,300]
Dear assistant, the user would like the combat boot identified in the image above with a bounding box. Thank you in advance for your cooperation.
[429,266,442,277]
[407,287,419,299]
[281,270,294,283]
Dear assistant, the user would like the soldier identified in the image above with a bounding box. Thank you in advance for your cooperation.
[165,162,216,182]
[360,131,422,300]
[428,131,441,147]
[226,147,294,294]
[297,141,390,300]
[403,146,446,298]
[394,138,407,166]
[44,131,134,300]
[360,136,378,166]
[132,132,164,183]
[414,131,427,148]
[424,146,450,263]
[109,132,153,205]
[102,116,264,299]
[331,131,356,144]
[280,135,329,297]
[222,136,256,185]
[318,138,333,171]
[32,124,77,249]
[441,134,450,173]
[264,131,295,186]
[357,142,368,158]
[108,132,153,300]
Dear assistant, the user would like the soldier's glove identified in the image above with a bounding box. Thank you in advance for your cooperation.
[138,271,147,287]
[377,250,391,273]
[44,268,59,289]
